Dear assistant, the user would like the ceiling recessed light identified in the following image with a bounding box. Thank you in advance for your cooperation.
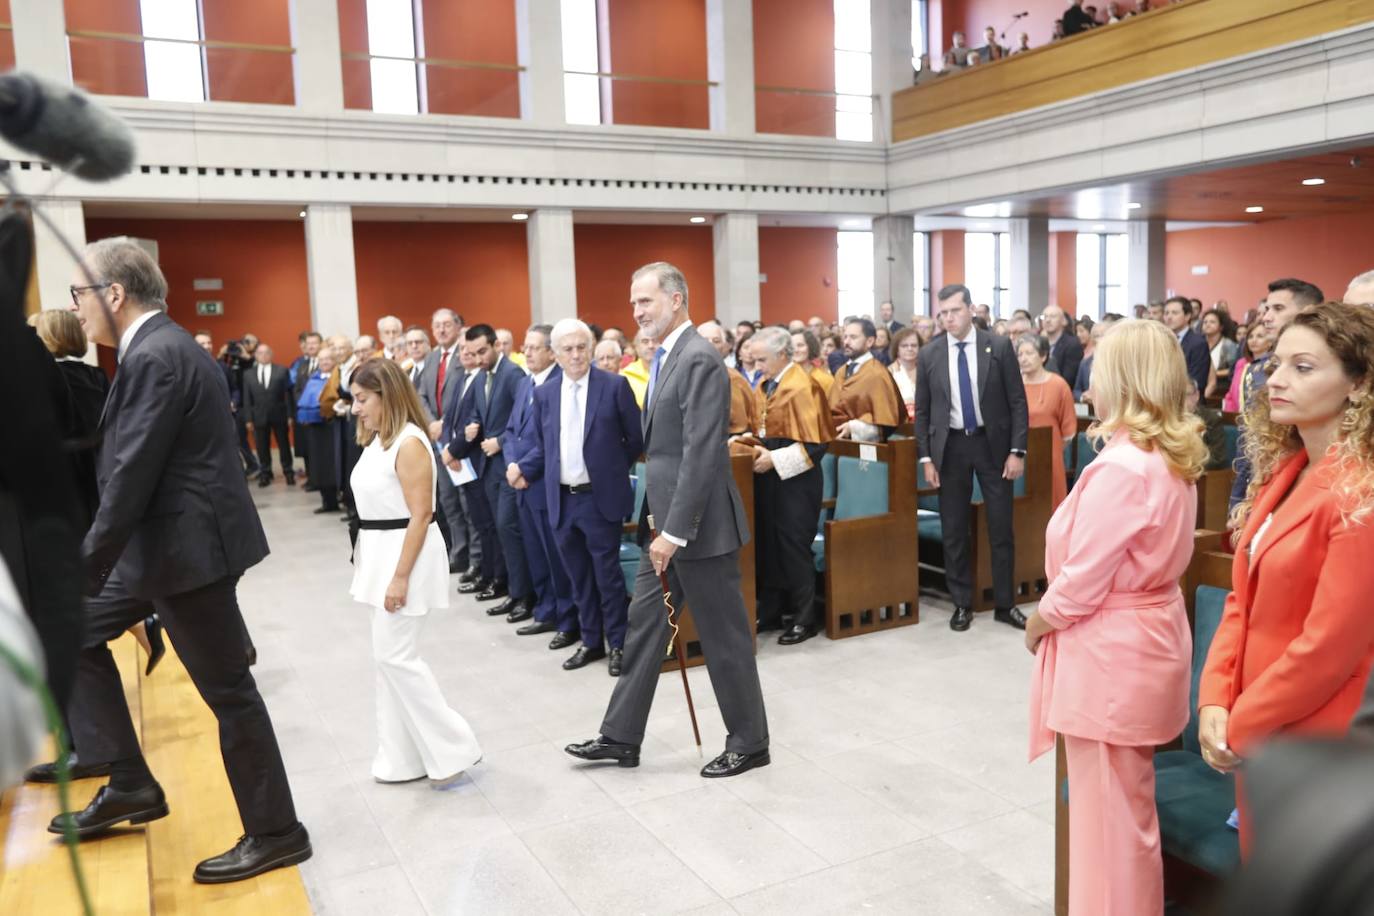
[511,213,529,220]
[1245,206,1264,213]
[1301,177,1325,186]
[1127,202,1142,210]
[298,210,306,218]
[689,216,706,223]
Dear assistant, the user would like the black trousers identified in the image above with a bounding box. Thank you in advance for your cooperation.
[254,417,294,479]
[235,412,258,471]
[68,574,296,836]
[754,464,823,629]
[936,431,1015,609]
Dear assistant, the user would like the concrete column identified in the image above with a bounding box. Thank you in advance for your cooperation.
[526,208,577,325]
[289,0,345,111]
[706,0,756,135]
[873,215,915,322]
[304,204,359,338]
[32,199,86,312]
[1009,217,1050,317]
[516,0,568,126]
[870,0,913,145]
[712,213,760,327]
[11,0,71,84]
[1127,219,1166,307]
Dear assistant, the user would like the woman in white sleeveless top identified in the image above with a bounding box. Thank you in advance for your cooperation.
[348,358,481,787]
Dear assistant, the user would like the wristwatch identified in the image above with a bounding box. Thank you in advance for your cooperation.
[1010,449,1026,457]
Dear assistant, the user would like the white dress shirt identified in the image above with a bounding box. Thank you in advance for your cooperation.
[559,372,591,486]
[945,327,985,430]
[117,309,161,363]
[257,363,271,389]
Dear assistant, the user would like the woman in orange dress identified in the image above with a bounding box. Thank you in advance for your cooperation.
[1016,334,1077,507]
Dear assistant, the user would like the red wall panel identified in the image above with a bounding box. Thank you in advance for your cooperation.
[753,0,835,137]
[64,0,148,98]
[604,0,709,129]
[201,0,295,105]
[574,225,715,333]
[418,0,520,117]
[337,0,373,110]
[759,227,838,325]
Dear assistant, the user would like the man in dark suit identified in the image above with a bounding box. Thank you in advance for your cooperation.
[441,339,498,593]
[915,283,1030,633]
[513,319,643,676]
[64,238,308,883]
[878,300,904,334]
[242,343,296,487]
[417,309,473,574]
[565,261,770,779]
[1040,305,1083,389]
[501,325,579,642]
[450,324,529,610]
[1164,296,1212,396]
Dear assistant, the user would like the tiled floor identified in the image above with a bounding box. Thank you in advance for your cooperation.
[241,481,1056,915]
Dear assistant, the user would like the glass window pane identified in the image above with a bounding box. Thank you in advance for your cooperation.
[998,231,1011,308]
[913,231,928,312]
[1105,285,1126,317]
[1076,233,1100,315]
[370,57,419,114]
[834,49,872,97]
[964,232,995,308]
[838,289,872,319]
[835,109,872,142]
[835,93,872,113]
[365,0,416,57]
[560,0,600,72]
[837,230,874,296]
[140,0,199,40]
[834,0,872,53]
[1105,233,1128,285]
[144,40,205,101]
[911,0,926,66]
[563,73,601,124]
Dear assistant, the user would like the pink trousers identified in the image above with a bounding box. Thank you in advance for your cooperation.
[1064,735,1163,916]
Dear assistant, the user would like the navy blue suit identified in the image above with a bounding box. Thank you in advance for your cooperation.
[1178,327,1211,399]
[454,354,529,598]
[519,368,642,650]
[503,366,577,633]
[442,372,499,584]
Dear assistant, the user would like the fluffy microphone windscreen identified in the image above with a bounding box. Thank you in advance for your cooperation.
[0,72,136,182]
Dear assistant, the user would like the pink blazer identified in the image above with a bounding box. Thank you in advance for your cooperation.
[1029,432,1196,759]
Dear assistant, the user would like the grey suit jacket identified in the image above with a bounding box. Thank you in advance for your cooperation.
[84,312,269,600]
[416,345,462,423]
[641,325,750,560]
[914,328,1029,469]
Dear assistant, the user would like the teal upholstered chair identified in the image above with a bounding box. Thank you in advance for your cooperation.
[1222,424,1239,466]
[1154,584,1241,877]
[619,462,648,592]
[813,455,888,572]
[915,468,1027,546]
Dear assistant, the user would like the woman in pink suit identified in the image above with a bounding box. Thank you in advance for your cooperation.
[1025,319,1209,915]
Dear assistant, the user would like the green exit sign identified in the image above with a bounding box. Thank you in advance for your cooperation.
[196,300,224,316]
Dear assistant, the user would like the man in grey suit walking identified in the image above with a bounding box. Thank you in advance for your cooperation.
[417,308,476,574]
[565,262,770,778]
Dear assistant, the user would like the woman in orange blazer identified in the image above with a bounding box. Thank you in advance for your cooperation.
[1199,302,1374,849]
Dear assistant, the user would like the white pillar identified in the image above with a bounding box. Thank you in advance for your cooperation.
[1127,219,1166,307]
[706,0,755,135]
[1009,217,1050,317]
[304,204,359,338]
[870,0,913,145]
[516,0,567,126]
[32,199,86,312]
[527,208,577,325]
[873,215,914,321]
[11,0,71,84]
[712,213,760,327]
[289,0,345,111]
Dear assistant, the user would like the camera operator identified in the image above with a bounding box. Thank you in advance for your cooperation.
[220,336,259,477]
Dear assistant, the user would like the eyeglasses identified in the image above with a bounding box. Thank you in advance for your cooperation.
[69,283,110,305]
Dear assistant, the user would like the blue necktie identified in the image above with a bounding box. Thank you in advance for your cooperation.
[645,346,666,407]
[956,341,978,431]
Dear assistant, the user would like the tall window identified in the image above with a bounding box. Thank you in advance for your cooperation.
[834,0,873,142]
[1076,233,1128,318]
[965,232,1011,315]
[837,231,875,319]
[364,0,419,113]
[913,230,930,315]
[911,0,928,69]
[561,0,601,125]
[140,0,205,102]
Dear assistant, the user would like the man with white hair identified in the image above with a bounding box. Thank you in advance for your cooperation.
[512,318,643,675]
[594,338,623,374]
[1345,269,1374,306]
[376,315,403,361]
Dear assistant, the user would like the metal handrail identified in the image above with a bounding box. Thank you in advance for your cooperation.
[565,70,718,88]
[66,28,294,54]
[756,84,874,99]
[341,51,525,73]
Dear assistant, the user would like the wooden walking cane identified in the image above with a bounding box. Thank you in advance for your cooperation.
[648,514,703,753]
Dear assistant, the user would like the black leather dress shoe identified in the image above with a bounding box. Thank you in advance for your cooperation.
[487,596,520,616]
[285,474,296,486]
[193,823,312,884]
[995,606,1028,630]
[564,736,639,767]
[458,567,480,584]
[517,619,556,636]
[563,645,606,670]
[701,749,771,779]
[457,577,491,595]
[48,783,168,837]
[312,506,335,514]
[506,604,534,624]
[608,648,623,676]
[303,483,319,492]
[778,624,816,646]
[25,753,111,784]
[949,606,973,631]
[476,582,509,602]
[144,615,166,676]
[257,477,272,488]
[548,631,579,650]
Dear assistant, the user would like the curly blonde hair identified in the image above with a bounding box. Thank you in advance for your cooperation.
[1086,319,1208,482]
[1230,302,1374,530]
